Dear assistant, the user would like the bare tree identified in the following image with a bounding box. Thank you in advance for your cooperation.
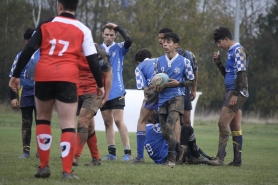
[32,0,41,27]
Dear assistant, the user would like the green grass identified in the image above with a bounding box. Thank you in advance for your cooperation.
[0,110,278,185]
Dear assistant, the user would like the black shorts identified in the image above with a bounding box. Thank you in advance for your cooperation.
[100,95,125,111]
[35,82,77,103]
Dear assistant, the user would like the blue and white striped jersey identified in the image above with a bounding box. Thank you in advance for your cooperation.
[101,42,130,100]
[135,58,157,89]
[225,43,249,97]
[155,53,195,107]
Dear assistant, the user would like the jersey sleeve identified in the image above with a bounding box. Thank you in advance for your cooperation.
[190,52,198,73]
[235,47,248,72]
[9,53,20,77]
[184,58,195,80]
[135,67,147,89]
[119,42,130,56]
[82,29,97,56]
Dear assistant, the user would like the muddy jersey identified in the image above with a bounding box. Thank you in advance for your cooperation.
[100,42,130,100]
[155,53,195,107]
[225,43,249,97]
[135,58,157,89]
[78,54,111,95]
[27,13,97,84]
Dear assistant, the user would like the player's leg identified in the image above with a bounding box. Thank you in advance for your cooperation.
[34,82,56,178]
[113,109,132,161]
[85,117,101,166]
[55,82,79,178]
[133,90,159,163]
[101,104,117,160]
[19,105,34,158]
[208,91,246,166]
[132,102,153,163]
[229,109,243,166]
[160,96,184,166]
[74,94,101,165]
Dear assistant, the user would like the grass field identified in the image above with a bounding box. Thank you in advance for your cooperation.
[0,109,278,185]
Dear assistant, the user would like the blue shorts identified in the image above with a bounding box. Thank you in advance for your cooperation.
[20,87,35,108]
[184,88,192,111]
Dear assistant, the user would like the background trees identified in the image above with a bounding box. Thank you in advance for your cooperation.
[0,0,276,117]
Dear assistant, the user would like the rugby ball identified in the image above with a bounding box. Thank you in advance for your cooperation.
[151,73,169,87]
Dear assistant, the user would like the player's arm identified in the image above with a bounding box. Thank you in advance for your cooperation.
[101,70,112,108]
[86,54,103,88]
[213,51,226,77]
[114,26,132,49]
[190,52,198,101]
[10,88,18,108]
[96,44,112,107]
[162,79,195,88]
[232,48,249,97]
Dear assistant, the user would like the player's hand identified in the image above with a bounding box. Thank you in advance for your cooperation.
[100,96,108,108]
[213,51,221,64]
[9,77,20,93]
[152,85,164,93]
[190,90,196,101]
[106,23,118,28]
[96,87,105,98]
[163,79,179,88]
[11,99,19,108]
[229,95,238,106]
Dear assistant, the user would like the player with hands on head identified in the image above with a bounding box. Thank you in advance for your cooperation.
[9,0,104,179]
[100,22,133,161]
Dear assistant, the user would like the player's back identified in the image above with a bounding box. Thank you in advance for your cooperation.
[135,58,156,89]
[36,15,91,83]
[145,123,168,164]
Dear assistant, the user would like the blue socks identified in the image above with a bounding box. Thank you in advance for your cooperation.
[136,131,146,159]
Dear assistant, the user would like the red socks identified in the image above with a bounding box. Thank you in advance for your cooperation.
[60,128,76,173]
[36,121,52,168]
[87,131,100,159]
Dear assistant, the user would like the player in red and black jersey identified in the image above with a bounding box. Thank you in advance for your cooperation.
[9,0,104,179]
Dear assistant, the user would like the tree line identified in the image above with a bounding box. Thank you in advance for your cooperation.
[0,0,277,117]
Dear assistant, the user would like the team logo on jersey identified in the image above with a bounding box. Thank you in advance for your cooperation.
[37,134,52,151]
[160,67,165,72]
[112,51,116,57]
[60,142,70,158]
[153,123,162,133]
[174,67,180,74]
[228,54,231,60]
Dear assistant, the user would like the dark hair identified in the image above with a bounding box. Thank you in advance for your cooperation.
[58,0,78,11]
[102,25,117,34]
[23,28,35,40]
[158,28,173,34]
[163,32,180,44]
[213,27,233,43]
[134,48,152,63]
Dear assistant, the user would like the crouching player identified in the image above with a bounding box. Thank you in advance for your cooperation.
[73,43,112,166]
